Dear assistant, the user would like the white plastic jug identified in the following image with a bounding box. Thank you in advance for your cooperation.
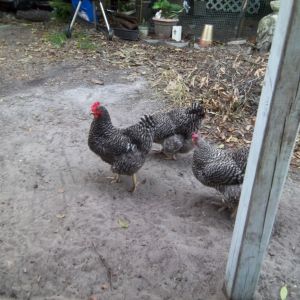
[172,26,182,42]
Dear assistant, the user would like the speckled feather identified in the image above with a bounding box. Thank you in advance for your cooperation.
[152,102,205,156]
[88,106,156,176]
[192,137,249,207]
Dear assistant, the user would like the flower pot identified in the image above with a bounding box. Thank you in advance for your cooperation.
[153,17,178,39]
[138,25,149,38]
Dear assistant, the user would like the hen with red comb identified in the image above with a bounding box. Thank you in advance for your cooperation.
[88,102,156,192]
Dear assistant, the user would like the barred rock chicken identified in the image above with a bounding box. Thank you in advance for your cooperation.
[192,133,249,217]
[152,102,205,160]
[88,102,156,192]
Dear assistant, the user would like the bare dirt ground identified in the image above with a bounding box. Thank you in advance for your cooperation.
[0,20,299,300]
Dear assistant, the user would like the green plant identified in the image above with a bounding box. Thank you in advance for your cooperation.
[47,32,67,47]
[119,0,135,12]
[77,36,96,50]
[152,0,183,19]
[49,0,72,21]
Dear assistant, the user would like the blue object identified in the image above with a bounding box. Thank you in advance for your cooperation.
[71,0,98,23]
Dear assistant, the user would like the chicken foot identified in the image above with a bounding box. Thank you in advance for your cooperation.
[151,148,163,154]
[211,200,237,219]
[152,149,177,160]
[163,154,177,160]
[106,173,121,184]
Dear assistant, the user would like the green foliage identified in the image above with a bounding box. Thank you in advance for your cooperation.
[77,36,96,50]
[49,0,72,21]
[47,32,67,47]
[119,0,135,12]
[46,30,96,50]
[152,0,183,19]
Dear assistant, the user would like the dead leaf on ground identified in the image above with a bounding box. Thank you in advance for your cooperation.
[56,214,65,219]
[101,283,109,290]
[117,218,129,229]
[91,79,104,85]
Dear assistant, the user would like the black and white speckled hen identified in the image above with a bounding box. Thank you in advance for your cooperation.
[152,102,205,160]
[88,101,156,192]
[191,132,249,216]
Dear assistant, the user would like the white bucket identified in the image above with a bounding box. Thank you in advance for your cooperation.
[172,26,182,42]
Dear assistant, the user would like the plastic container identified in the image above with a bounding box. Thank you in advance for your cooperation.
[138,25,149,38]
[172,25,182,42]
[199,24,213,47]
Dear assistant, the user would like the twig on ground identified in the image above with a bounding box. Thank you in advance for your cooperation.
[91,241,113,290]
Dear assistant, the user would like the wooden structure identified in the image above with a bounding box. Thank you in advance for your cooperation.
[225,0,300,299]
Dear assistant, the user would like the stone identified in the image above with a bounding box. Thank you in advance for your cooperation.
[256,1,280,52]
[165,41,189,48]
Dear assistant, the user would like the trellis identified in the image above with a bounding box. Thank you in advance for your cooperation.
[206,0,261,14]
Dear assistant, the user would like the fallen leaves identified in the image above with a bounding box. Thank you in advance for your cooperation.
[280,285,288,300]
[2,19,299,167]
[91,79,104,85]
[117,218,129,229]
[56,214,65,219]
[101,283,109,290]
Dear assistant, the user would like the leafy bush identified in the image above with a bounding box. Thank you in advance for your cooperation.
[50,0,72,21]
[152,0,183,19]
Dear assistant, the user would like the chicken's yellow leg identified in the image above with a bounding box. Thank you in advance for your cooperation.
[129,174,137,193]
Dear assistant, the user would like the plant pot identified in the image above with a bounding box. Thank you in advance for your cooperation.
[138,25,149,38]
[152,17,178,39]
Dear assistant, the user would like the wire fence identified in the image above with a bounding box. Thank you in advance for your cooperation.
[138,0,272,42]
[180,0,271,41]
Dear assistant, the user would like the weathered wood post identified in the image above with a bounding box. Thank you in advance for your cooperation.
[225,0,300,299]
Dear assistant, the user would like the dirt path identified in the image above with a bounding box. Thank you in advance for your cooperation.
[0,22,299,300]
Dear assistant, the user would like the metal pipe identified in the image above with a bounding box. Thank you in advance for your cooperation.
[99,0,110,31]
[70,0,82,29]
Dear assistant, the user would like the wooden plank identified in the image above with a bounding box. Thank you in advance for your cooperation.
[234,0,249,38]
[224,0,300,299]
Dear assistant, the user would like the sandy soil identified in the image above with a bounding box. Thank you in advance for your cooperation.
[0,22,299,300]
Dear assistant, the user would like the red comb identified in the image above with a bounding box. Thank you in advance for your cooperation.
[192,132,199,139]
[91,101,101,112]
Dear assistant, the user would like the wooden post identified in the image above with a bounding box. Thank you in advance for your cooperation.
[225,1,300,299]
[234,0,249,38]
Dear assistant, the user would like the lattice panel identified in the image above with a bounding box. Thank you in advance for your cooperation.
[206,0,261,14]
